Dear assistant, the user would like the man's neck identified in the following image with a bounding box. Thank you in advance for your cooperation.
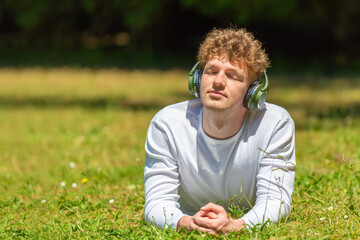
[202,107,247,140]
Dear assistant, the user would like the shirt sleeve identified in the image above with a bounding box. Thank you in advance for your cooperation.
[144,117,185,229]
[241,117,296,228]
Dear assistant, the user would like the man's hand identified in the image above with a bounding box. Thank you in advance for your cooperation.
[176,212,218,235]
[177,202,245,235]
[195,202,245,235]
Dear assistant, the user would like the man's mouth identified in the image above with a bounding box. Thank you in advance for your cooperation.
[208,90,225,98]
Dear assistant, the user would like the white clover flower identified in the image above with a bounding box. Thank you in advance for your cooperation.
[41,199,47,204]
[328,206,333,211]
[344,215,348,219]
[320,217,325,221]
[109,199,115,204]
[72,183,78,188]
[60,181,66,187]
[69,162,76,168]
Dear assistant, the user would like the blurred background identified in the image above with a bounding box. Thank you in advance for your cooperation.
[0,2,359,237]
[1,0,359,74]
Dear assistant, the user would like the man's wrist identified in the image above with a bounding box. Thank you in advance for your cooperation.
[176,215,191,230]
[227,218,246,232]
[236,218,246,227]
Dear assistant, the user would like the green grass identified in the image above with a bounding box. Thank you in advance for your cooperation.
[0,68,359,239]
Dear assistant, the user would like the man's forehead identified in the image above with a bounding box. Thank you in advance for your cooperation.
[206,57,248,72]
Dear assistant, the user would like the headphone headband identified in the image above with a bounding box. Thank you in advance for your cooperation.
[261,69,268,91]
[189,61,200,76]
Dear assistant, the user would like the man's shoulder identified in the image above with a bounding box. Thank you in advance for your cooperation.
[153,99,202,123]
[263,103,293,121]
[248,102,294,127]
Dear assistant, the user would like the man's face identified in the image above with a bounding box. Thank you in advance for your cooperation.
[200,57,251,112]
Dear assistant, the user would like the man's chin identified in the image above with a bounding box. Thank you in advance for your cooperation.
[202,101,227,111]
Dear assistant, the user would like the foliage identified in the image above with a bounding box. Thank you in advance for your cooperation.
[0,0,359,66]
[0,68,359,238]
[179,0,298,20]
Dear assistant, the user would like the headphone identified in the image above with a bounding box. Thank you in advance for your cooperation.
[188,61,269,111]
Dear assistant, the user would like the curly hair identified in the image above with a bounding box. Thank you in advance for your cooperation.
[198,28,270,77]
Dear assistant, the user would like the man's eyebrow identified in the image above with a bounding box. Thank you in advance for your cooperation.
[205,63,219,68]
[227,68,244,76]
[226,68,238,73]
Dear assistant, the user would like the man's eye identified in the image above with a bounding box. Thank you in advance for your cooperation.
[206,69,217,75]
[226,74,236,80]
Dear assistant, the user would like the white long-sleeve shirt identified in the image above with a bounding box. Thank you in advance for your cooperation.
[144,99,296,229]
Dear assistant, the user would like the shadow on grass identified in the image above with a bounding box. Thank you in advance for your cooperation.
[315,104,360,119]
[284,102,360,130]
[0,96,168,111]
[1,94,359,123]
[288,102,360,118]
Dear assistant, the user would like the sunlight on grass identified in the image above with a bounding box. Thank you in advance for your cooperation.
[0,68,359,238]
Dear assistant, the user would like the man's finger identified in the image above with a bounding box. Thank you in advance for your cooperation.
[201,202,225,214]
[206,211,218,219]
[200,202,216,210]
[193,215,218,228]
[190,221,218,236]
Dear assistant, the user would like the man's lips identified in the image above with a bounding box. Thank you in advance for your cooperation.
[208,90,225,98]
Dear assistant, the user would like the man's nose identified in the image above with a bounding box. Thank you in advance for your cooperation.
[213,73,226,88]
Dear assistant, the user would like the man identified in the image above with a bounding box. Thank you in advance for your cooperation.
[144,28,296,235]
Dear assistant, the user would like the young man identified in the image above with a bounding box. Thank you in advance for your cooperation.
[144,28,296,235]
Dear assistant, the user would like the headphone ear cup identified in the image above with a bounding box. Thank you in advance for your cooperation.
[188,62,202,98]
[195,69,203,98]
[243,81,260,110]
[244,81,269,110]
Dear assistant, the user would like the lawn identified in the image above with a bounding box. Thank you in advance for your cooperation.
[0,68,359,239]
